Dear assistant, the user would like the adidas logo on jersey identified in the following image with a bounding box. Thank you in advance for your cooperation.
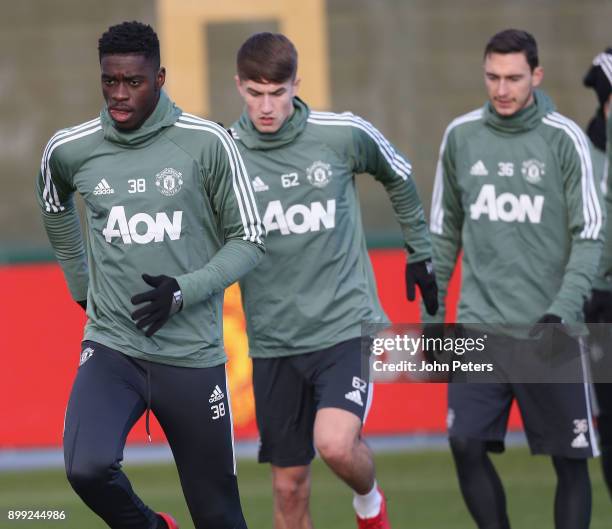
[93,178,115,195]
[209,385,225,403]
[252,177,269,192]
[571,432,589,449]
[345,389,364,407]
[470,160,488,176]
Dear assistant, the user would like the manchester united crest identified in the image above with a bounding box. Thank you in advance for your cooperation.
[521,159,545,184]
[306,160,332,188]
[155,167,183,196]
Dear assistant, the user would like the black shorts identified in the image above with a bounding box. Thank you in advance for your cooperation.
[448,380,599,458]
[252,337,372,467]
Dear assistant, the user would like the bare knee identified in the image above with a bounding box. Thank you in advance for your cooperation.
[272,466,310,509]
[315,430,355,469]
[314,408,361,469]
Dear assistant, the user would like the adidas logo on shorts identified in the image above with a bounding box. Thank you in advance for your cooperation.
[93,178,115,195]
[571,433,589,449]
[209,384,225,404]
[345,389,364,407]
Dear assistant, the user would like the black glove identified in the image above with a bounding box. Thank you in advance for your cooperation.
[529,313,584,370]
[406,259,438,316]
[131,274,183,337]
[528,313,563,338]
[76,299,87,311]
[584,289,612,323]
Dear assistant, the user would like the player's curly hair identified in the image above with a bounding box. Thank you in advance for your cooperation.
[237,32,297,83]
[98,21,160,68]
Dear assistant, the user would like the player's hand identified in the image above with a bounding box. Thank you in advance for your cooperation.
[406,259,439,316]
[131,274,183,337]
[77,299,87,311]
[529,313,582,366]
[584,289,612,323]
[528,313,564,338]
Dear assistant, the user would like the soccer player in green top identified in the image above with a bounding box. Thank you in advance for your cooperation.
[583,47,612,499]
[425,29,603,529]
[36,21,263,529]
[231,32,438,529]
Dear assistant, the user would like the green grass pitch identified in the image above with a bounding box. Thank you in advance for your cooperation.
[1,447,611,528]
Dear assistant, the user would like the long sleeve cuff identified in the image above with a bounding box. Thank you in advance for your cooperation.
[177,239,264,308]
[384,178,432,262]
[58,255,89,301]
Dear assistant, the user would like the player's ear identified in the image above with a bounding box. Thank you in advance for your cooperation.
[532,66,543,88]
[156,67,166,90]
[234,75,243,94]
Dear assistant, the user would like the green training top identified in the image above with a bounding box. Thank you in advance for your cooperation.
[36,91,265,367]
[424,90,603,331]
[231,97,431,358]
[597,113,612,288]
[589,139,612,291]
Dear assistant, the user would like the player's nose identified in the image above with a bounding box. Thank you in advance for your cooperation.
[112,83,130,101]
[497,80,509,96]
[261,95,273,113]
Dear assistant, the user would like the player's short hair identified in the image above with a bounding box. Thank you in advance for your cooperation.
[236,32,298,83]
[98,21,160,69]
[484,29,539,71]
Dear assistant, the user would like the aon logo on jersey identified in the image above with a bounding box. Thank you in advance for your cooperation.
[264,199,336,235]
[102,206,183,244]
[470,184,544,224]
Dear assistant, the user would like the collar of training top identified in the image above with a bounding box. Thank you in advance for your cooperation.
[100,90,182,148]
[483,89,554,135]
[232,96,309,150]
